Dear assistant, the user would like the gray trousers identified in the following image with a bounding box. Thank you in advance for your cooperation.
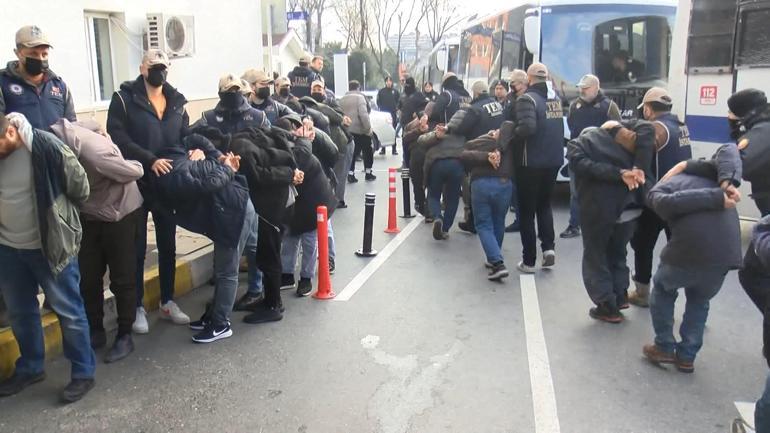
[581,220,636,308]
[335,140,355,203]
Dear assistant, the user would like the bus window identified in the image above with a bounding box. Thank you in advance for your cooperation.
[447,44,459,74]
[687,0,737,72]
[736,6,770,67]
[594,16,670,85]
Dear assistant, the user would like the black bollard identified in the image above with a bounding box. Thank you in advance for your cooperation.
[355,192,379,257]
[401,168,415,218]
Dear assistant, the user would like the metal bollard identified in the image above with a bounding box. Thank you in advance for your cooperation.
[400,168,415,218]
[355,193,379,257]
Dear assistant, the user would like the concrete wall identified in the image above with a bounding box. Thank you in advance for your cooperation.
[0,0,264,126]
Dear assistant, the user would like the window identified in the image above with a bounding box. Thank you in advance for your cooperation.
[736,6,770,67]
[84,13,116,103]
[687,0,737,71]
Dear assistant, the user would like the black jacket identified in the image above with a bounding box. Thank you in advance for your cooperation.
[194,96,270,135]
[154,135,249,248]
[567,122,655,232]
[286,137,337,235]
[107,76,191,182]
[430,76,470,125]
[567,91,621,139]
[739,105,770,199]
[461,121,516,181]
[377,87,400,113]
[400,91,429,126]
[739,215,770,368]
[452,93,505,141]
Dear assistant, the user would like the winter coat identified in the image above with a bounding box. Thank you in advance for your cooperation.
[51,119,143,222]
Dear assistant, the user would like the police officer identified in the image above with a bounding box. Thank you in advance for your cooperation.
[195,73,269,134]
[287,55,314,98]
[561,74,622,240]
[0,26,76,130]
[429,72,471,126]
[243,69,295,125]
[310,55,325,83]
[513,63,565,273]
[454,81,505,234]
[628,87,692,307]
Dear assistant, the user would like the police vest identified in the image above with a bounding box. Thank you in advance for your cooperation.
[0,72,69,130]
[203,108,266,135]
[654,112,692,179]
[441,89,471,124]
[568,96,614,139]
[469,95,504,140]
[522,90,565,168]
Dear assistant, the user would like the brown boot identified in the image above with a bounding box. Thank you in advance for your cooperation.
[628,280,650,307]
[643,344,675,365]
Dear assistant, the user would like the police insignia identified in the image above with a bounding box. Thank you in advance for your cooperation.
[9,84,23,95]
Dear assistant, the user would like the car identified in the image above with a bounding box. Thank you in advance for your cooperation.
[361,90,397,149]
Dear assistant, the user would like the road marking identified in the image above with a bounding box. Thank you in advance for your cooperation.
[334,216,423,301]
[520,275,562,433]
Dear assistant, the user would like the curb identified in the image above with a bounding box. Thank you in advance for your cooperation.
[0,245,214,380]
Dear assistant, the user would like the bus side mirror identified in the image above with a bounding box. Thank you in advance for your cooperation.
[524,8,540,57]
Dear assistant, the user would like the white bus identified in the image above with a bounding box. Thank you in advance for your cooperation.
[411,37,461,89]
[456,0,678,118]
[668,0,770,220]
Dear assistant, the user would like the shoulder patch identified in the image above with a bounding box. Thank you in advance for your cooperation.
[738,138,749,150]
[8,83,23,95]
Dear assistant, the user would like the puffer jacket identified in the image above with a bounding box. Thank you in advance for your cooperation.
[739,215,770,368]
[461,121,516,181]
[285,137,337,235]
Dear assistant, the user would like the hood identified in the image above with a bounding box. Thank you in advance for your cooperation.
[744,104,770,130]
[713,142,743,186]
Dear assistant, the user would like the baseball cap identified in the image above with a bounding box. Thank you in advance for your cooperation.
[577,74,600,89]
[276,77,290,87]
[509,69,527,84]
[242,69,273,85]
[239,79,253,95]
[15,25,52,48]
[299,54,312,64]
[637,87,672,109]
[218,73,245,93]
[471,80,488,95]
[142,49,170,68]
[311,79,325,89]
[527,63,548,79]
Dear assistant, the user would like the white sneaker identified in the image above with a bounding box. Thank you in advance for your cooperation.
[159,301,190,325]
[542,250,556,268]
[517,261,536,274]
[132,307,149,334]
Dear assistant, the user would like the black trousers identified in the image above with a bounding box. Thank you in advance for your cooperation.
[256,219,283,309]
[630,207,671,285]
[79,209,141,336]
[516,166,559,266]
[350,133,374,172]
[582,221,636,308]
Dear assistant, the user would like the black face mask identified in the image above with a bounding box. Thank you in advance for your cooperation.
[24,57,48,76]
[311,92,326,103]
[279,88,290,98]
[219,92,242,110]
[145,67,167,88]
[256,87,271,100]
[729,118,746,140]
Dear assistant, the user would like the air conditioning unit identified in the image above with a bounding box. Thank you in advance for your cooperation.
[146,14,195,58]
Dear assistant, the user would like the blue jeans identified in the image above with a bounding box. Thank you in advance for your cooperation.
[568,167,580,228]
[0,246,95,379]
[472,177,512,264]
[649,263,727,361]
[210,201,258,326]
[428,158,464,232]
[136,207,177,307]
[757,373,770,433]
[281,230,318,279]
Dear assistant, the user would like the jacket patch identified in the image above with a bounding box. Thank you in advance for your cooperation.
[8,83,23,95]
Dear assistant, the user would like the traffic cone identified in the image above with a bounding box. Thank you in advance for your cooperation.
[314,206,335,299]
[385,167,401,234]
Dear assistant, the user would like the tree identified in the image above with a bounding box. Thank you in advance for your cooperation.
[288,0,328,52]
[332,0,369,50]
[422,0,467,46]
[368,0,419,78]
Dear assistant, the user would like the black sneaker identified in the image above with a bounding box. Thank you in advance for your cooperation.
[347,174,359,183]
[392,148,398,156]
[329,256,336,274]
[505,221,520,233]
[432,219,448,240]
[233,293,264,312]
[337,201,348,209]
[365,173,377,181]
[280,273,296,290]
[104,334,134,364]
[559,226,581,239]
[90,329,107,350]
[296,278,313,297]
[379,147,386,155]
[589,303,623,324]
[457,221,476,234]
[61,378,95,403]
[192,322,233,344]
[0,372,46,397]
[243,304,284,324]
[188,312,210,331]
[487,262,509,281]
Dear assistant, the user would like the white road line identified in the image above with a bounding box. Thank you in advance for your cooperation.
[520,274,562,433]
[334,216,423,301]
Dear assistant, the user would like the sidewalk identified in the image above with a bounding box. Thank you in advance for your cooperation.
[0,219,214,380]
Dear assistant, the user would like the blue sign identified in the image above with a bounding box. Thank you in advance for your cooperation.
[287,11,309,21]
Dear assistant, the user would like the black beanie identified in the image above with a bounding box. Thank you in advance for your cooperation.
[728,89,767,118]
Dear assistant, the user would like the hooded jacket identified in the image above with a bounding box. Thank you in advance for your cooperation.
[739,215,770,368]
[648,144,743,270]
[51,119,143,222]
[430,75,470,125]
[195,96,270,134]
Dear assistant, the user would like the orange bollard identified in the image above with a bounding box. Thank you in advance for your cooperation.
[384,167,401,234]
[314,206,335,299]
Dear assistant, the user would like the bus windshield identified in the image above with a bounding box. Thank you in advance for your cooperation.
[540,4,675,89]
